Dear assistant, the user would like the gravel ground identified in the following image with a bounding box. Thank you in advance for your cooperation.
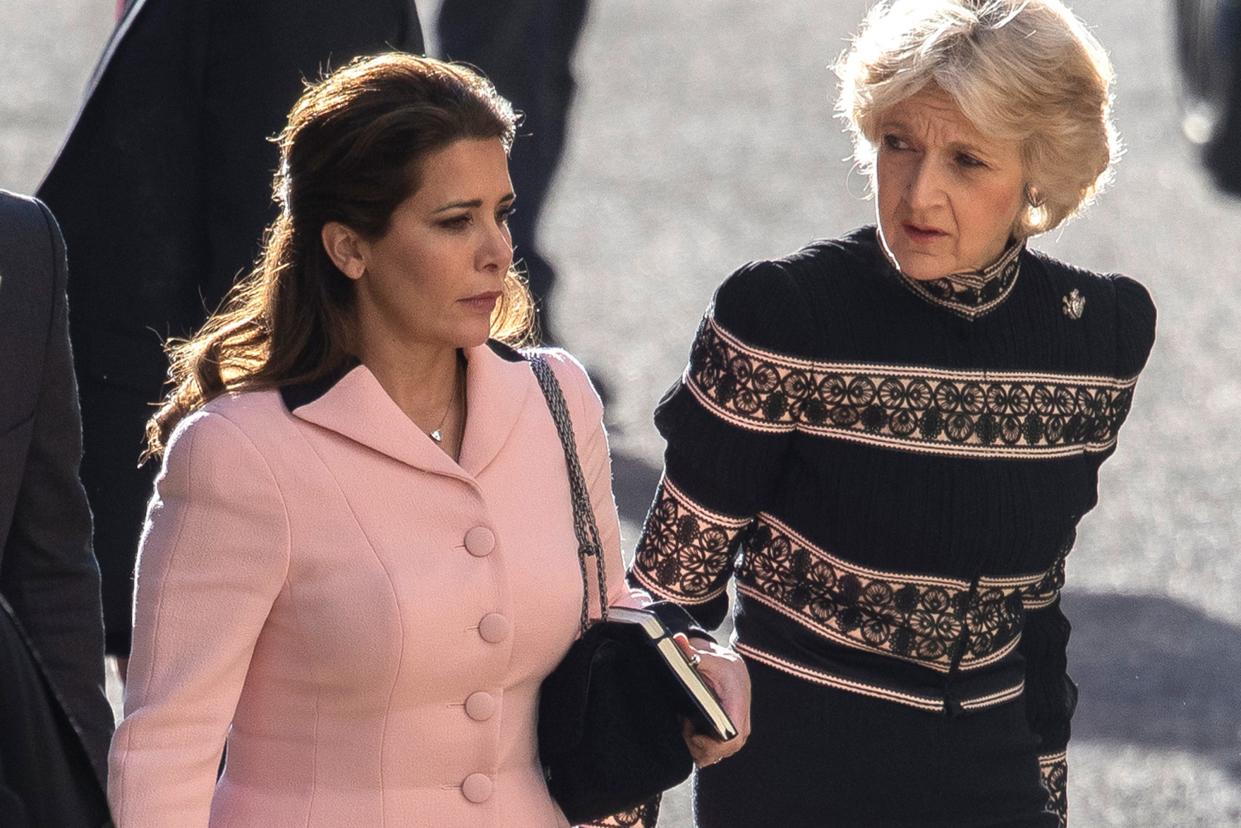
[3,1,1238,825]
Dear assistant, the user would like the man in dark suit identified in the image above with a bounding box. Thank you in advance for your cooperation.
[0,189,114,826]
[38,0,423,660]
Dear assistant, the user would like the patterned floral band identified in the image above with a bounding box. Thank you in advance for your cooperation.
[685,317,1139,459]
[881,232,1024,320]
[632,477,749,605]
[632,478,1066,673]
[736,512,1064,672]
[1038,751,1068,827]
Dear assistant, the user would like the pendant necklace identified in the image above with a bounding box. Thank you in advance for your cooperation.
[429,354,464,444]
[429,414,449,444]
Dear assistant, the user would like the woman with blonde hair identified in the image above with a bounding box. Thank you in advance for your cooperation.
[108,53,750,826]
[629,1,1154,825]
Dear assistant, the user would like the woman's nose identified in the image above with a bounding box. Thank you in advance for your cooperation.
[905,158,947,210]
[477,218,513,271]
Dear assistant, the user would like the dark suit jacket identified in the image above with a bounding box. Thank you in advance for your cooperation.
[0,190,113,826]
[37,0,423,654]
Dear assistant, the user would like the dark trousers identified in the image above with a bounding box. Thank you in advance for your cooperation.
[694,659,1058,828]
[0,602,111,827]
[437,0,590,344]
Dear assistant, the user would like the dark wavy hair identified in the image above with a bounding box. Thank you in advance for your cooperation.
[145,53,534,460]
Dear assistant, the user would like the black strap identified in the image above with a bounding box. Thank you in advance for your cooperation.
[529,356,609,632]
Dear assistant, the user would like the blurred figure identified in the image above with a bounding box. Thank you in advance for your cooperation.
[438,0,591,346]
[1174,0,1241,194]
[0,189,113,827]
[38,0,424,662]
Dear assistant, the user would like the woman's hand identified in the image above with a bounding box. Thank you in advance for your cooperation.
[673,634,751,768]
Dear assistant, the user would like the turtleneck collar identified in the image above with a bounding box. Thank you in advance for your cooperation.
[877,228,1025,320]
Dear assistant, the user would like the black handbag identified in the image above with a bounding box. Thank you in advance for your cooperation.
[530,357,694,826]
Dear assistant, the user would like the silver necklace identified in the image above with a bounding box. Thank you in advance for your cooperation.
[429,354,464,443]
[429,415,450,444]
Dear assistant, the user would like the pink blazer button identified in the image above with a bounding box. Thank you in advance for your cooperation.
[462,772,493,803]
[478,613,511,643]
[464,526,496,557]
[465,691,497,721]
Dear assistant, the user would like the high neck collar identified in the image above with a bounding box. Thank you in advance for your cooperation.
[877,229,1025,320]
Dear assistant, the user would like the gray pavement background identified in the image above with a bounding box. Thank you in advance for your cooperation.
[3,1,1239,825]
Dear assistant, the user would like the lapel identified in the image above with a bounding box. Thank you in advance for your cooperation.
[284,341,534,482]
[458,340,534,477]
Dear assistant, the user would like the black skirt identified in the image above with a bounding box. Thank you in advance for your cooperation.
[693,658,1057,828]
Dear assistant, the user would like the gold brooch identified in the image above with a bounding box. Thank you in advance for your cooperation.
[1062,289,1086,320]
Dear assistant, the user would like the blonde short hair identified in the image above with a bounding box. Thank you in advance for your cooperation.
[835,0,1119,237]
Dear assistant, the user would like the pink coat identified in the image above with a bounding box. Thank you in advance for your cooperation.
[108,344,642,827]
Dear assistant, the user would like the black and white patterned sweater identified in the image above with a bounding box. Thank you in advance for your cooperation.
[629,225,1155,826]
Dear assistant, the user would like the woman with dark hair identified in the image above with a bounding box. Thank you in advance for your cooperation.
[108,54,749,826]
[630,1,1155,826]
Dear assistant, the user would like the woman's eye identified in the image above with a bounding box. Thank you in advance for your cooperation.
[498,206,517,223]
[439,214,470,229]
[882,134,909,151]
[956,153,985,169]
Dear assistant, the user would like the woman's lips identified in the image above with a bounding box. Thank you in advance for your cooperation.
[903,223,948,244]
[460,291,501,312]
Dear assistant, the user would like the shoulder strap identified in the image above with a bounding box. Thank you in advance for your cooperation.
[529,355,609,632]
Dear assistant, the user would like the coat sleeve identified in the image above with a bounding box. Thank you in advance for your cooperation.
[108,409,290,826]
[628,260,818,630]
[0,199,114,785]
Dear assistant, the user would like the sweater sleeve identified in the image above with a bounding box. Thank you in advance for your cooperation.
[1096,275,1157,461]
[1023,275,1155,828]
[108,409,290,826]
[629,259,818,630]
[1019,589,1074,827]
[1016,525,1074,825]
[1113,275,1157,380]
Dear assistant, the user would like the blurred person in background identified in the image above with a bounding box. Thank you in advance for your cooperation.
[1174,0,1241,194]
[0,189,113,826]
[437,0,591,349]
[629,1,1155,826]
[37,0,424,674]
[108,54,748,826]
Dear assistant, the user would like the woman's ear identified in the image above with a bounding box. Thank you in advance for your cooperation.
[321,222,368,281]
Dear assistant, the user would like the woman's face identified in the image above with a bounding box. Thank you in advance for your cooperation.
[874,85,1026,281]
[351,137,515,352]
